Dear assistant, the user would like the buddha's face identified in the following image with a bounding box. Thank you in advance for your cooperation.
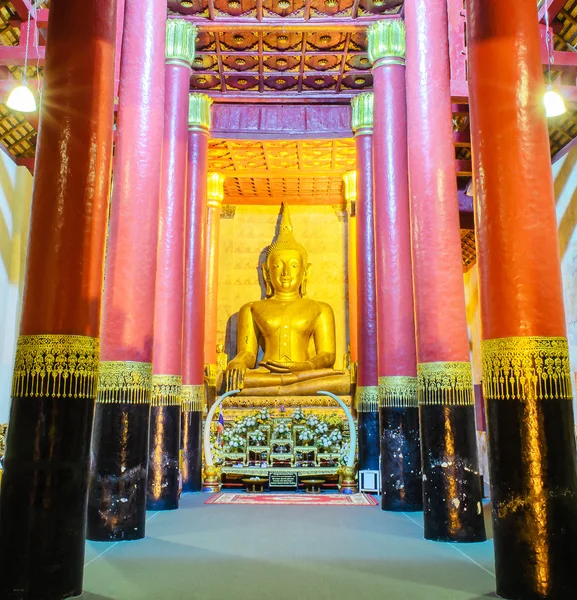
[267,249,306,295]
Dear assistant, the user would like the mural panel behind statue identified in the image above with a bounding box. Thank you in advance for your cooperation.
[225,205,351,396]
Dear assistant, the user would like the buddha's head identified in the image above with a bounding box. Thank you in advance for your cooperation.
[263,204,311,298]
[216,342,224,354]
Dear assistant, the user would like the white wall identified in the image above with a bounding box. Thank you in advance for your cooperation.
[0,152,33,423]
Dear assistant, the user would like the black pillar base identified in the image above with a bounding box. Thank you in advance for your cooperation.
[147,405,180,511]
[181,410,202,492]
[420,404,486,542]
[87,402,150,541]
[358,411,380,471]
[488,397,577,600]
[380,406,423,511]
[0,396,94,600]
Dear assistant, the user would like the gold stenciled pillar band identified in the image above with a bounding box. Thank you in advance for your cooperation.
[165,19,197,67]
[151,374,182,406]
[12,335,100,399]
[481,336,572,401]
[379,376,418,407]
[97,361,152,404]
[181,384,205,412]
[355,385,379,412]
[417,362,475,406]
[367,19,406,67]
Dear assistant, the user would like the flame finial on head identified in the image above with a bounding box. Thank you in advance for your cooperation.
[266,203,308,263]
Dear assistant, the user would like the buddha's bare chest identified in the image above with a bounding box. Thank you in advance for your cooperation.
[252,301,319,338]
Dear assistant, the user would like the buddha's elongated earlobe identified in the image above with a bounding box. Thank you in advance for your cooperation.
[300,263,312,297]
[262,264,273,297]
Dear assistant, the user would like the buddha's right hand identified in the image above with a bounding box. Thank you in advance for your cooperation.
[226,360,246,392]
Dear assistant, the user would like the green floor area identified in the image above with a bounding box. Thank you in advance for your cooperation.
[83,493,496,600]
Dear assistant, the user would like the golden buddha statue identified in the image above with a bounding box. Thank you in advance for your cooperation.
[225,205,350,396]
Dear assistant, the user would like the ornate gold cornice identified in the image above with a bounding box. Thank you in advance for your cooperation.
[151,374,182,407]
[417,362,474,406]
[379,376,418,408]
[207,172,226,208]
[188,93,213,131]
[367,19,406,66]
[342,170,357,203]
[351,92,374,133]
[97,361,152,404]
[166,19,197,67]
[482,336,572,401]
[12,335,100,399]
[182,384,205,412]
[355,385,379,412]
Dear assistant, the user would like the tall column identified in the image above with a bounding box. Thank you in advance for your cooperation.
[466,1,577,597]
[344,178,358,365]
[0,1,117,597]
[351,93,380,472]
[368,20,422,512]
[182,93,212,492]
[147,19,197,512]
[87,0,166,541]
[204,171,226,405]
[405,0,485,542]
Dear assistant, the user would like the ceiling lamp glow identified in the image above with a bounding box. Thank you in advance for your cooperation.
[6,84,36,113]
[544,87,566,118]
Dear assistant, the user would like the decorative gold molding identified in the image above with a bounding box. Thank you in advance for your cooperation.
[367,19,406,66]
[188,93,213,131]
[417,362,474,406]
[379,376,418,408]
[12,335,100,399]
[182,384,205,412]
[222,395,353,409]
[355,385,379,412]
[220,204,237,219]
[207,172,226,208]
[482,336,572,401]
[151,374,182,407]
[351,92,374,133]
[97,361,152,404]
[166,19,197,66]
[342,170,357,203]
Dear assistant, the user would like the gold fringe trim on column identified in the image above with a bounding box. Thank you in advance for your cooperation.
[151,374,182,407]
[11,335,100,399]
[355,385,379,412]
[482,336,572,401]
[97,361,152,404]
[378,376,418,408]
[182,384,205,412]
[417,362,474,406]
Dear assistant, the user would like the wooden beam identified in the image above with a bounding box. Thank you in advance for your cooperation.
[538,0,566,23]
[456,159,473,177]
[203,90,357,104]
[0,45,45,66]
[10,0,37,20]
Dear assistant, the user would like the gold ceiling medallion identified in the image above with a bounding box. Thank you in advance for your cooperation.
[277,58,288,67]
[235,58,246,66]
[320,35,332,44]
[318,58,329,67]
[277,78,287,85]
[182,385,205,412]
[482,337,572,401]
[238,78,248,85]
[278,35,289,43]
[188,93,213,131]
[12,334,100,400]
[180,1,193,7]
[351,92,374,133]
[228,0,242,8]
[315,78,324,85]
[355,78,366,85]
[367,19,406,67]
[151,374,182,407]
[196,77,207,85]
[325,0,338,7]
[234,35,244,44]
[165,19,197,67]
[379,376,418,408]
[355,386,380,412]
[417,362,474,406]
[278,0,291,9]
[97,361,153,404]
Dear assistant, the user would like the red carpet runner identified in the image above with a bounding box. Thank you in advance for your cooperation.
[205,493,378,506]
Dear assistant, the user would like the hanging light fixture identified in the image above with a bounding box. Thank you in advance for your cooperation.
[6,11,37,113]
[543,4,566,118]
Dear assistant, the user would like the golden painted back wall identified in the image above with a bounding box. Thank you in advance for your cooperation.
[217,205,351,368]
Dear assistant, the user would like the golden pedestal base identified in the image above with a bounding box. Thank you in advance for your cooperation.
[339,466,358,494]
[203,465,221,493]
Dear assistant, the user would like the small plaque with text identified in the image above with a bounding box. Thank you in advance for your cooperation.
[269,472,298,489]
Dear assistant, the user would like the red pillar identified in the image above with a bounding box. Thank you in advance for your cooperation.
[147,19,197,512]
[405,0,485,542]
[368,19,422,512]
[466,1,577,597]
[182,93,212,492]
[87,0,166,541]
[0,1,117,597]
[351,93,380,471]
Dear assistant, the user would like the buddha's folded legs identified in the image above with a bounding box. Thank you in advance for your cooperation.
[238,372,351,396]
